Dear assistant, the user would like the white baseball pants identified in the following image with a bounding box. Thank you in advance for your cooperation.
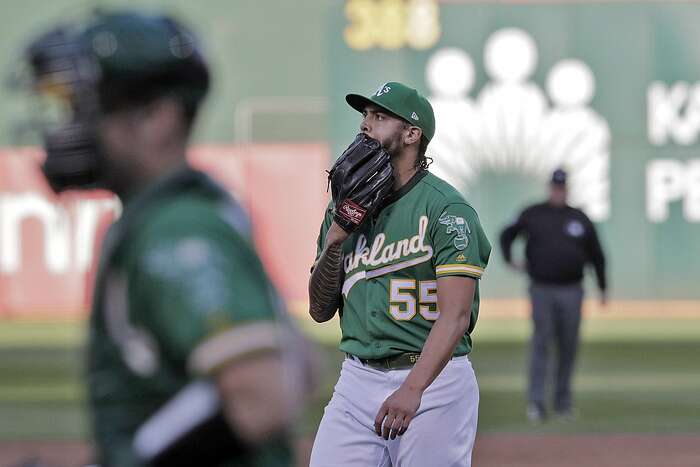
[310,355,479,467]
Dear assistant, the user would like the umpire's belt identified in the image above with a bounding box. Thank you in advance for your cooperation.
[346,352,421,370]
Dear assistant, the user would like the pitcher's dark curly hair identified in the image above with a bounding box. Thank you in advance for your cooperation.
[414,137,433,170]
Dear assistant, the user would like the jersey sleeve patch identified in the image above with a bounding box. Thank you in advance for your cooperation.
[431,203,491,278]
[132,217,280,364]
[188,321,281,375]
[141,237,234,317]
[438,212,471,250]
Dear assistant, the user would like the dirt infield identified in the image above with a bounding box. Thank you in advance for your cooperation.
[0,441,90,467]
[2,434,699,467]
[472,434,700,467]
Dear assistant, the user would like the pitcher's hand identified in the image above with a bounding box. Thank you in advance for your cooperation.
[374,384,422,440]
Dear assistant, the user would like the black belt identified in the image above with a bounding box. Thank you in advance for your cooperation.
[346,352,421,370]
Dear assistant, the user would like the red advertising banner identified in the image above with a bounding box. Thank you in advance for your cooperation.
[0,144,329,318]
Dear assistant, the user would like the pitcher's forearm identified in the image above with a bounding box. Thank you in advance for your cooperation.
[308,242,343,322]
[403,276,476,392]
[403,311,470,392]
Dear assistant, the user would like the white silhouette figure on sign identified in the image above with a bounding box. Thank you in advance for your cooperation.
[424,28,612,221]
[478,28,547,171]
[539,60,611,220]
[426,48,480,191]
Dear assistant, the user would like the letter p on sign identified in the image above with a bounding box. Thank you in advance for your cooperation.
[647,159,700,222]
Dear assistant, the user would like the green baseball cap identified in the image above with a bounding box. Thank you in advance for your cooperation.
[82,11,210,108]
[346,81,435,142]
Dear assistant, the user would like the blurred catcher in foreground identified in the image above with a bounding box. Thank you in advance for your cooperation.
[22,10,314,467]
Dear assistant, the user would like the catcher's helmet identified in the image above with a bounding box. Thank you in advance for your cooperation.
[25,10,210,192]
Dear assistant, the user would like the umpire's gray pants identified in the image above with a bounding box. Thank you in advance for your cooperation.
[528,283,584,412]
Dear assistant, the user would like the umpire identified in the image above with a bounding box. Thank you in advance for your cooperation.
[499,168,607,423]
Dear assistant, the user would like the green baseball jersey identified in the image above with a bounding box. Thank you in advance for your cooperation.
[88,167,291,467]
[316,171,491,359]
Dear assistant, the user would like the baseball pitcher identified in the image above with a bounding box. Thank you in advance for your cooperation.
[308,82,491,466]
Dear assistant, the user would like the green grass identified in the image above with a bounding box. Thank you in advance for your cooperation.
[0,346,87,439]
[0,320,86,347]
[0,316,699,439]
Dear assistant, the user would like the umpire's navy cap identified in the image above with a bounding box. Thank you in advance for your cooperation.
[551,168,567,185]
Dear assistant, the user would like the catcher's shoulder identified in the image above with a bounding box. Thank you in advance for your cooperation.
[421,171,476,209]
[138,191,249,249]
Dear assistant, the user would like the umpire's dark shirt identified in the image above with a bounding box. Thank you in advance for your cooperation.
[499,203,607,291]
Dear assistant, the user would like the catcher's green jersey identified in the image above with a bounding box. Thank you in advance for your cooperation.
[316,170,491,359]
[88,167,290,467]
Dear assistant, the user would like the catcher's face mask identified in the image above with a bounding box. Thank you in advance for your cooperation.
[12,11,211,193]
[19,25,104,193]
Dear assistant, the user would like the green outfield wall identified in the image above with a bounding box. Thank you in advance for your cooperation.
[0,1,698,305]
[329,1,700,301]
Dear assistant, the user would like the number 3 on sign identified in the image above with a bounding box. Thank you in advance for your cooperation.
[344,0,440,51]
[389,279,439,321]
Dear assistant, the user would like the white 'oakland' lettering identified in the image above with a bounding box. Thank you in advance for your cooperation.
[344,216,431,274]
